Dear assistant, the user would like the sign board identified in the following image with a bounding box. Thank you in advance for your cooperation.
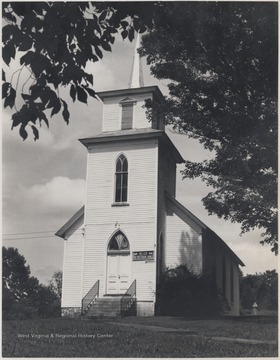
[132,251,154,261]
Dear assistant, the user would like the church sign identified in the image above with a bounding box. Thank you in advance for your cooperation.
[132,251,154,261]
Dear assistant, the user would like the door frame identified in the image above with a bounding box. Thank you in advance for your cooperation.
[106,230,131,295]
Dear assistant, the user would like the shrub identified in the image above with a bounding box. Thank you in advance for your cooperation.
[155,265,222,317]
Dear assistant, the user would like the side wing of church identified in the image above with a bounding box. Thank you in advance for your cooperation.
[56,37,244,317]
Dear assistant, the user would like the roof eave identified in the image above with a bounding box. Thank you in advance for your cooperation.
[55,206,85,239]
[97,86,165,103]
[79,131,184,164]
[165,192,244,267]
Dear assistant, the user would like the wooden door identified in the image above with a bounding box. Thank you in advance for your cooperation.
[107,254,131,294]
[118,254,131,293]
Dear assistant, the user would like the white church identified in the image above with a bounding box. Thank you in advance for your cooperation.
[56,36,244,317]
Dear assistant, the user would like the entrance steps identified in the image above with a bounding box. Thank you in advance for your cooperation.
[83,296,123,317]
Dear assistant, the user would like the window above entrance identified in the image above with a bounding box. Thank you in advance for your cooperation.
[115,154,128,203]
[108,231,130,254]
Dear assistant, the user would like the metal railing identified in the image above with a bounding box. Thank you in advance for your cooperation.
[121,280,136,316]
[82,280,99,313]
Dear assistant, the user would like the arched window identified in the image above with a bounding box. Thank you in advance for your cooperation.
[108,231,130,253]
[115,154,128,203]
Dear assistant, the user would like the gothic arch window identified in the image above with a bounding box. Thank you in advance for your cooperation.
[108,231,130,254]
[115,154,128,203]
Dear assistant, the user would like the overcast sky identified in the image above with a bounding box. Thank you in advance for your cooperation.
[2,34,277,284]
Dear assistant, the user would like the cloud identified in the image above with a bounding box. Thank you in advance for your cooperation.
[86,60,116,91]
[22,176,86,213]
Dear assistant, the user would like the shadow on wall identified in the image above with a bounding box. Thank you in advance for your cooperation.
[179,229,202,273]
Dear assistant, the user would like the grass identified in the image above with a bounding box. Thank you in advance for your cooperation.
[2,316,278,358]
[112,315,278,341]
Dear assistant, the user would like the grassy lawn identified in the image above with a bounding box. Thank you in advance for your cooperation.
[2,317,278,358]
[111,315,278,341]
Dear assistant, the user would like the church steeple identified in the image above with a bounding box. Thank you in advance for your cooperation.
[128,33,144,88]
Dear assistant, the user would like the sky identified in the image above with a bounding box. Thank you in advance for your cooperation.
[2,33,278,285]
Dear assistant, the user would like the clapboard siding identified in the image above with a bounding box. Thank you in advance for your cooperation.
[82,138,158,301]
[165,204,202,274]
[102,93,152,132]
[158,146,177,197]
[156,145,178,273]
[133,94,151,129]
[102,101,121,132]
[61,224,84,308]
[83,223,156,301]
[132,261,156,301]
[85,139,158,224]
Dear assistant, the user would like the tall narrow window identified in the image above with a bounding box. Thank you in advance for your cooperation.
[222,256,226,298]
[121,104,133,130]
[230,263,234,304]
[115,154,128,203]
[119,97,136,130]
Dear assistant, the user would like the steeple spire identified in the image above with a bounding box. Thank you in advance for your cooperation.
[128,33,144,88]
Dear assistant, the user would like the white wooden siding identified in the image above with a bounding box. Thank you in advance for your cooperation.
[61,221,84,308]
[165,204,203,274]
[83,138,158,302]
[133,93,152,129]
[157,146,177,271]
[102,93,153,132]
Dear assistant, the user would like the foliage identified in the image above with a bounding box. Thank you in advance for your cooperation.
[240,270,278,310]
[2,246,60,319]
[2,1,155,140]
[2,246,30,300]
[140,2,278,253]
[156,265,222,317]
[49,270,62,299]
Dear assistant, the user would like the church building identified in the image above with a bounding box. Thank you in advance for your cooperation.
[56,36,244,317]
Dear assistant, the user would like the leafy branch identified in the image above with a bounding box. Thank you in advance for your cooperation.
[2,1,156,140]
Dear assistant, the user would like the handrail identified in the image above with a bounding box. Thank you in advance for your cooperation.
[121,280,136,316]
[82,280,99,313]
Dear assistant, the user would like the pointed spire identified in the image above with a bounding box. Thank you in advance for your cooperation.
[128,33,144,88]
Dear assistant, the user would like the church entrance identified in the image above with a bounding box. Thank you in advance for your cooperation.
[106,231,131,295]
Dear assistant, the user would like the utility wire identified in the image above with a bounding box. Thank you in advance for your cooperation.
[3,235,59,241]
[3,230,58,236]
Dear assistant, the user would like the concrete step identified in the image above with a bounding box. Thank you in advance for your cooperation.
[83,296,123,317]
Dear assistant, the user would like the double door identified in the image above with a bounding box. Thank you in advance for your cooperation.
[106,253,131,294]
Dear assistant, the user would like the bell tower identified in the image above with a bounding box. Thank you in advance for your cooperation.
[98,34,165,133]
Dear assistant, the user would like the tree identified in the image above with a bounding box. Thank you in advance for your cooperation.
[3,2,277,252]
[2,246,60,319]
[2,1,155,140]
[2,246,31,301]
[139,2,278,253]
[49,270,62,299]
[240,270,278,310]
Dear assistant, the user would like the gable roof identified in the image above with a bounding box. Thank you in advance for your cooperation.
[55,206,84,239]
[165,192,245,266]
